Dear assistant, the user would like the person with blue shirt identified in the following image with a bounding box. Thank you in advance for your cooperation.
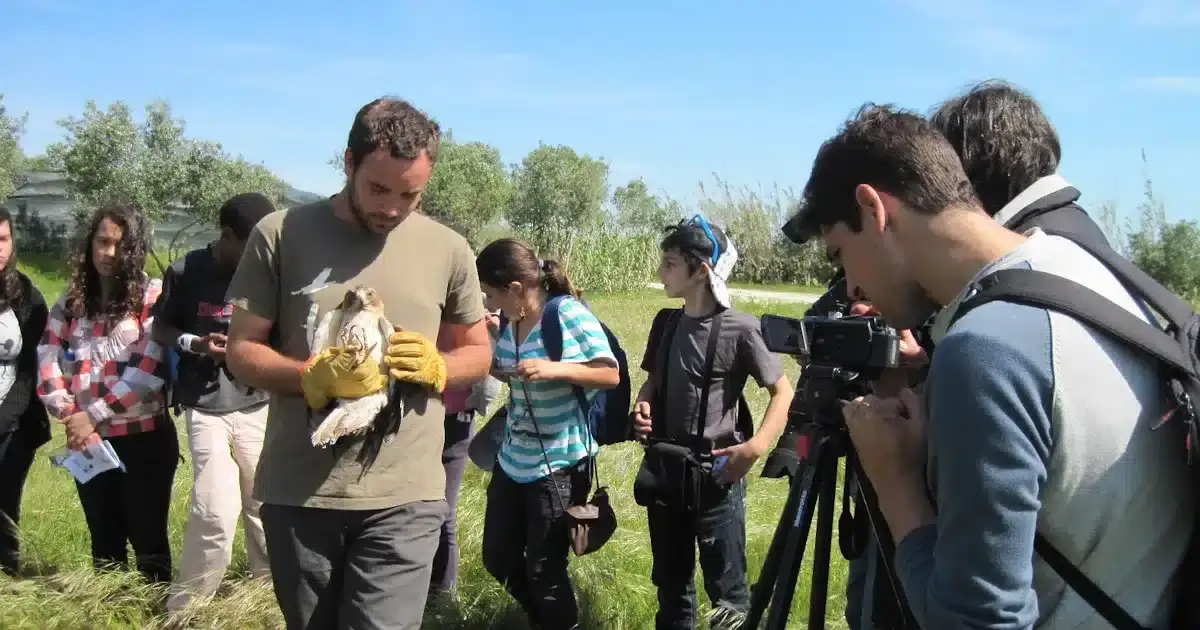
[789,104,1191,629]
[475,237,620,630]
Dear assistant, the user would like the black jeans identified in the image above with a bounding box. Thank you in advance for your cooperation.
[0,429,38,576]
[482,459,591,630]
[647,479,749,630]
[430,410,474,595]
[74,421,180,584]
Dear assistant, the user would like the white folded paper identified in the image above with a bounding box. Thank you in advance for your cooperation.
[49,439,125,484]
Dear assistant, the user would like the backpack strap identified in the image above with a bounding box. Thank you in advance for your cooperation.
[650,308,684,440]
[1032,534,1146,630]
[954,269,1193,377]
[1042,226,1195,329]
[693,309,725,445]
[649,307,725,446]
[649,308,755,445]
[541,295,592,418]
[953,268,1176,630]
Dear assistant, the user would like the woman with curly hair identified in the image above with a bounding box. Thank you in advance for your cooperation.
[36,202,178,584]
[0,207,50,577]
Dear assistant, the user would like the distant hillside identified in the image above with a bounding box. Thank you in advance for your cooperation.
[285,186,324,204]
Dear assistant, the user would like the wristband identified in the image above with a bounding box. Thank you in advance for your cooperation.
[178,333,200,353]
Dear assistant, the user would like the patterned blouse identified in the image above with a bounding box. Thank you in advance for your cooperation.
[36,278,168,438]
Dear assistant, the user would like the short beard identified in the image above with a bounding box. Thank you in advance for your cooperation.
[346,170,373,234]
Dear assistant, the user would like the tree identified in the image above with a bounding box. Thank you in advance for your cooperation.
[46,99,288,270]
[0,93,28,201]
[507,143,609,253]
[46,100,187,223]
[21,154,55,172]
[611,178,682,236]
[170,140,288,259]
[422,139,511,239]
[1122,161,1200,301]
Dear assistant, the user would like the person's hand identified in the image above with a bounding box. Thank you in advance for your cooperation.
[632,401,652,440]
[192,333,227,362]
[849,302,928,396]
[514,359,563,383]
[61,411,100,451]
[843,388,927,486]
[301,346,389,410]
[712,436,770,483]
[384,329,448,393]
[485,311,501,333]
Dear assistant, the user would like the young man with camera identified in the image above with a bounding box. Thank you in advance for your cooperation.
[835,80,1124,629]
[631,216,793,629]
[791,104,1191,628]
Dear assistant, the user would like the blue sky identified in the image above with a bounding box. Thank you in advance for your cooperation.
[3,0,1198,225]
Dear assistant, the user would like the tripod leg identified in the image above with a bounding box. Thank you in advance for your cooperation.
[849,456,920,629]
[806,445,838,629]
[746,453,806,621]
[761,435,832,630]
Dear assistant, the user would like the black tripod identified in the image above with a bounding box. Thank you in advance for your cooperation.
[745,367,920,630]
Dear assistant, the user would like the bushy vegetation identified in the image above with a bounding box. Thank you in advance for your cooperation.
[329,136,839,292]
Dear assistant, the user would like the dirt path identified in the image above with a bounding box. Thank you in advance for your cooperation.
[644,282,820,304]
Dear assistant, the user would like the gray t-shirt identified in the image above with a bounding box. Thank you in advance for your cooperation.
[641,308,783,446]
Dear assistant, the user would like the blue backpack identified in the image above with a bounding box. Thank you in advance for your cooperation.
[498,295,633,446]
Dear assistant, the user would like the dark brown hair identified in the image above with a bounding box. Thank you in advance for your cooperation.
[346,97,441,170]
[64,202,152,323]
[0,207,23,312]
[930,80,1062,216]
[476,238,582,300]
[793,103,979,238]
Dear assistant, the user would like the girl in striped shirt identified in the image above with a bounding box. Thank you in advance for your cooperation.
[475,238,619,630]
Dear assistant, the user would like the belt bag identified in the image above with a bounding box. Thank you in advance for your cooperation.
[633,441,712,509]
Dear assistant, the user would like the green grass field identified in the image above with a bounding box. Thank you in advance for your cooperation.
[0,258,851,629]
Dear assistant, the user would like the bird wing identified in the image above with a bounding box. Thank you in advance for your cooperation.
[310,307,344,354]
[376,314,396,383]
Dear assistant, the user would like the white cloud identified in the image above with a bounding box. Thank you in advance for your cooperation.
[1132,0,1200,28]
[893,0,1056,60]
[1131,76,1200,93]
[951,26,1049,61]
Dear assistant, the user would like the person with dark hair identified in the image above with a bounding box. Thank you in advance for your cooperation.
[792,103,1190,628]
[224,97,491,629]
[0,207,49,577]
[155,192,276,612]
[475,237,619,630]
[929,79,1111,250]
[842,80,1119,628]
[632,216,792,629]
[35,202,178,584]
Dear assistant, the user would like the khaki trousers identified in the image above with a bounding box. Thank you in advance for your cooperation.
[167,402,270,611]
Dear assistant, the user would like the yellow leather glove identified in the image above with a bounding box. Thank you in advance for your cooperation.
[301,347,389,410]
[384,330,448,393]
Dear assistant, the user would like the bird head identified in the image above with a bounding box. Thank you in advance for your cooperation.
[340,285,384,315]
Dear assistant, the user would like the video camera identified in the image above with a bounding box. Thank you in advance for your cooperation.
[757,275,903,480]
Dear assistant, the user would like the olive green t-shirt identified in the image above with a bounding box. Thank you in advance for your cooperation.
[226,199,487,510]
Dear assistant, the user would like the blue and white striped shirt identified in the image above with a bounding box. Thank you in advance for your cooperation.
[495,297,615,483]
